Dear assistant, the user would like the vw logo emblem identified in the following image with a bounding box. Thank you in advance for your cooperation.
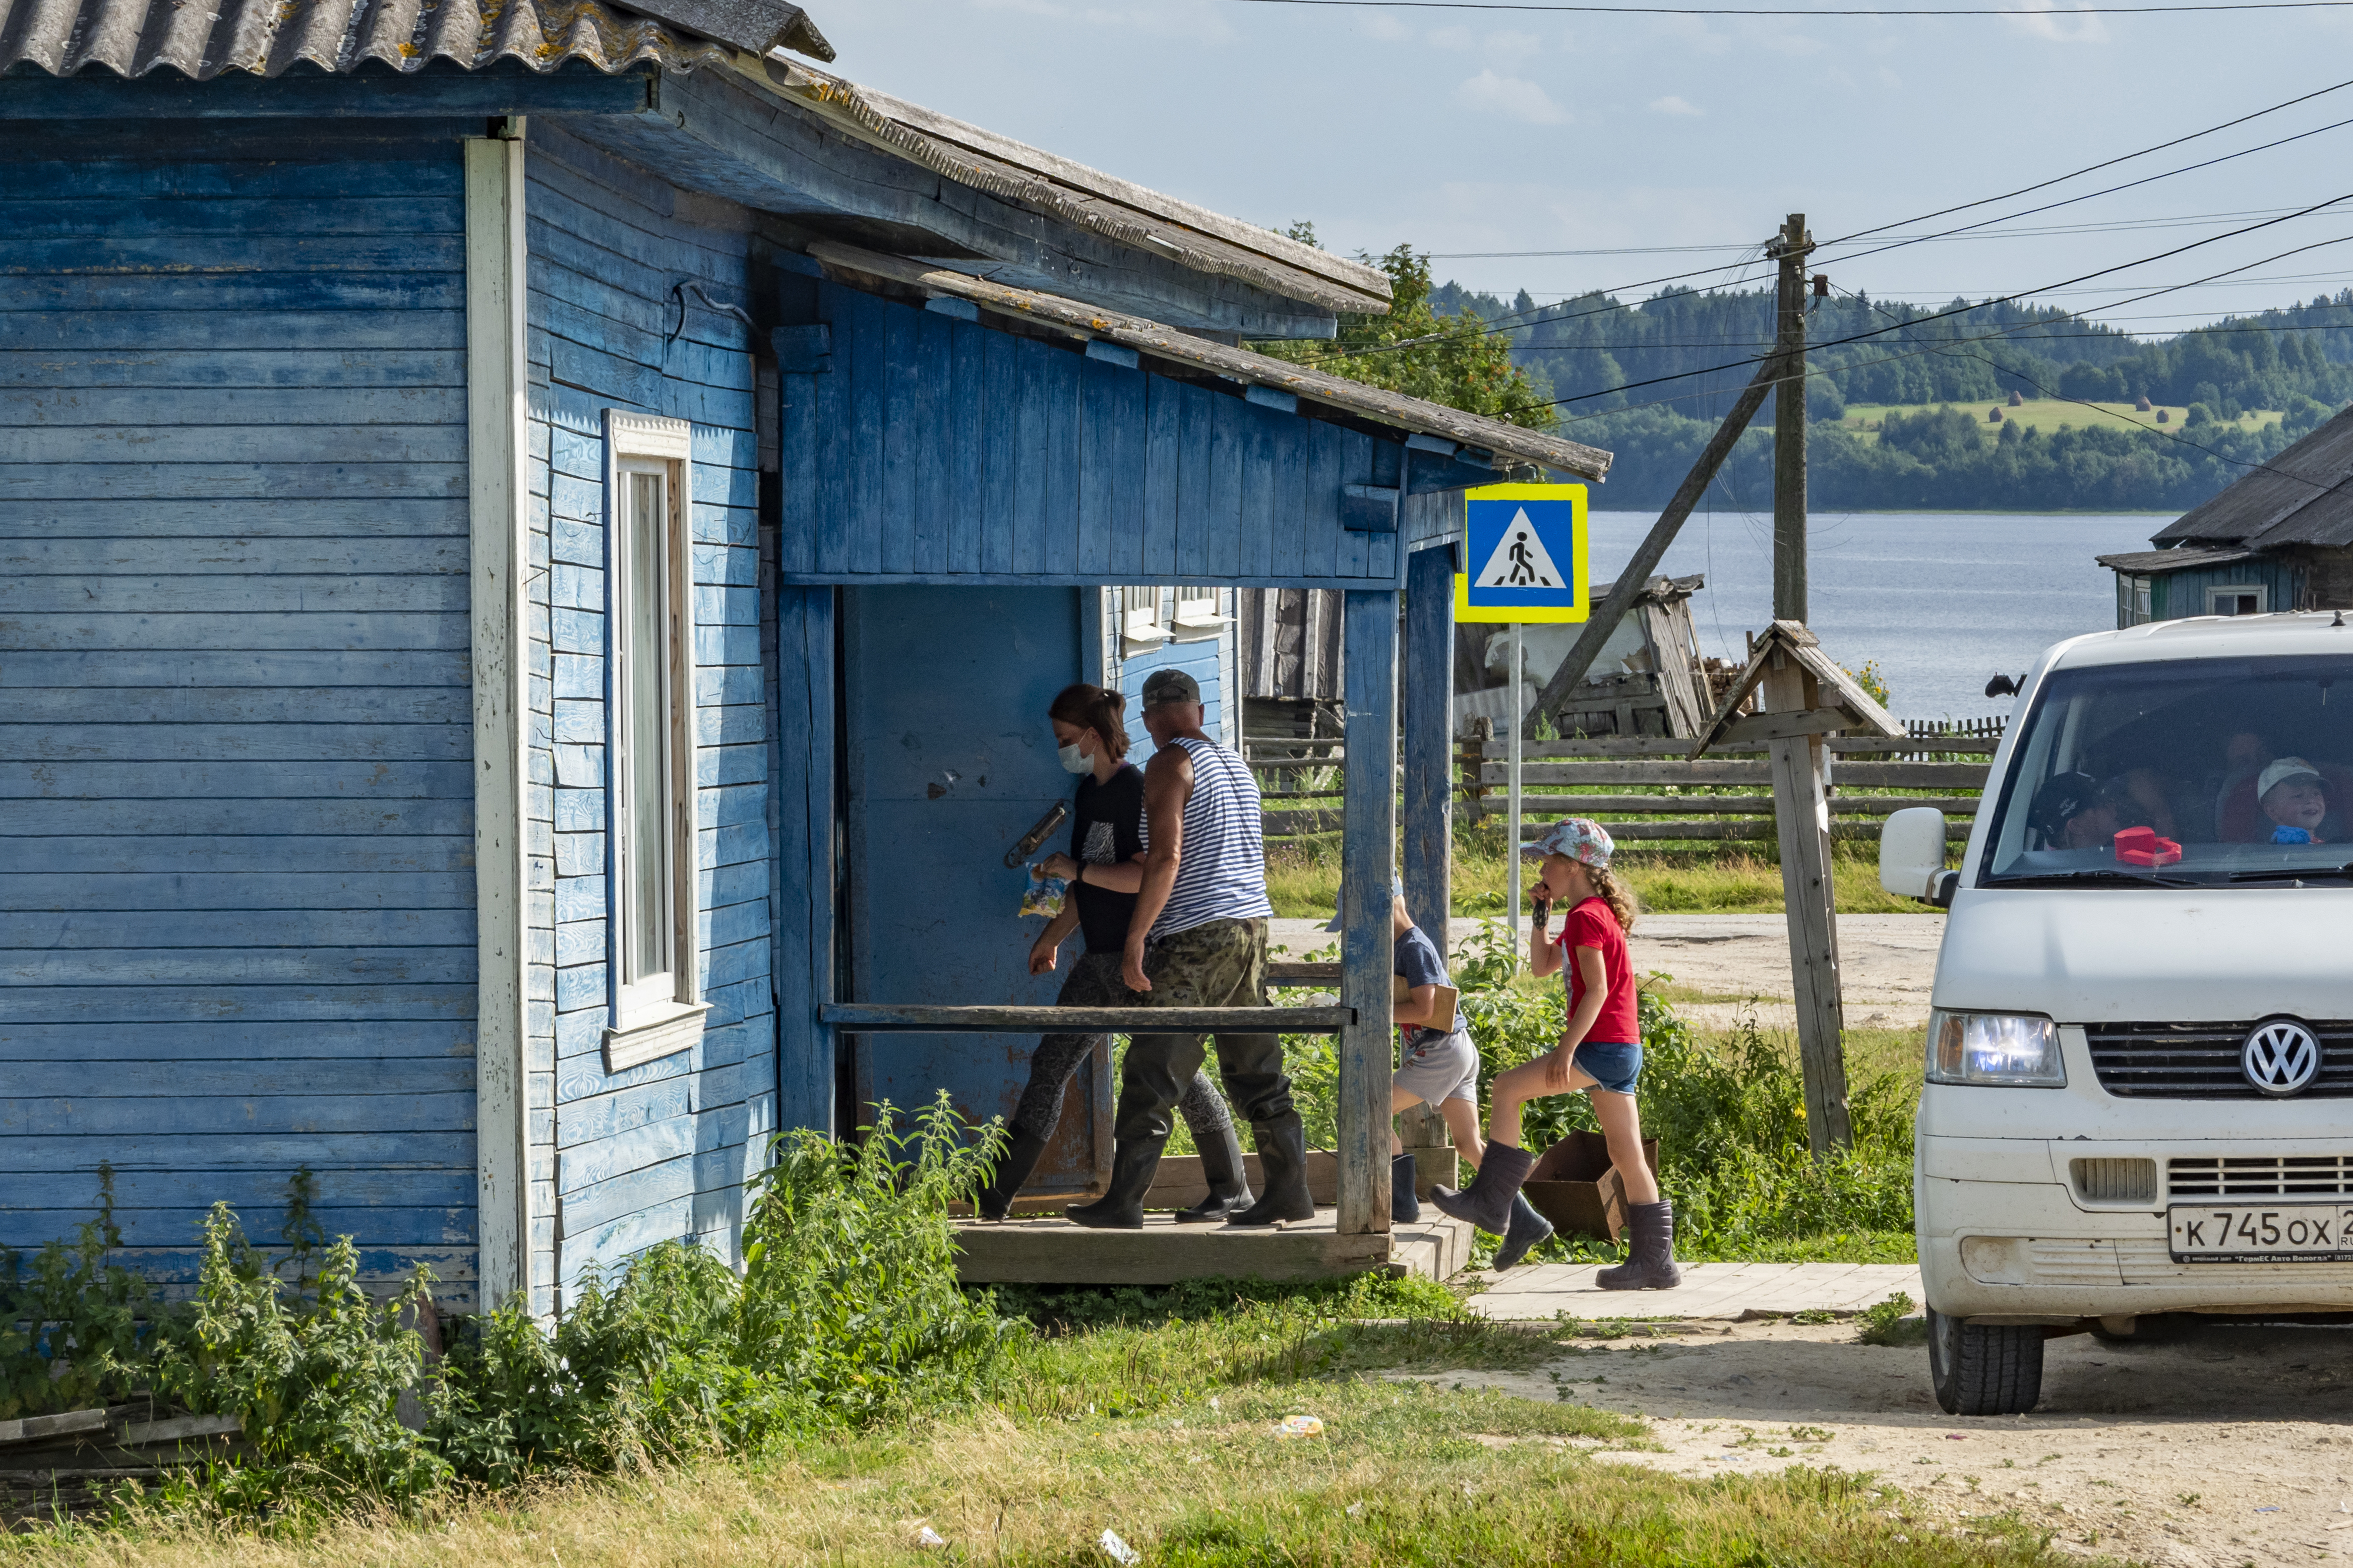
[2243,1018,2323,1097]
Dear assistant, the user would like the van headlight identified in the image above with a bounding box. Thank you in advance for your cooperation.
[1926,1010,2065,1087]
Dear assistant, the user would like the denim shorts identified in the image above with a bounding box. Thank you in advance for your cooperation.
[1572,1041,1643,1094]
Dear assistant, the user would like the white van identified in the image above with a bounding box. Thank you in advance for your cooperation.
[1879,612,2353,1416]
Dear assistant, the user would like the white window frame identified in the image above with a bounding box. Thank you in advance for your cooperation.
[1169,584,1232,643]
[1120,584,1169,656]
[602,411,707,1072]
[2205,584,2266,617]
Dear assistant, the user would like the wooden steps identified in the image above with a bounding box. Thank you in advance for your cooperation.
[953,1209,1474,1286]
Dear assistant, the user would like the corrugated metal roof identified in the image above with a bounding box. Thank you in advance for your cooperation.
[2094,547,2257,575]
[2153,404,2353,551]
[745,57,1393,321]
[803,239,1612,482]
[0,0,827,80]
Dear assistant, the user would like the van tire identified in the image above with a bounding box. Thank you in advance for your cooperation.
[1927,1307,2043,1415]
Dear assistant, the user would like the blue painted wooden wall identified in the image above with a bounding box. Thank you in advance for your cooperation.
[779,284,1405,589]
[1111,587,1236,764]
[524,127,776,1313]
[0,122,479,1302]
[839,586,1108,1186]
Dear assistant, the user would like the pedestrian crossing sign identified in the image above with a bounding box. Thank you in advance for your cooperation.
[1454,482,1588,623]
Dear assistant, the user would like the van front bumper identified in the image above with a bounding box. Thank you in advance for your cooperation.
[1917,1134,2353,1319]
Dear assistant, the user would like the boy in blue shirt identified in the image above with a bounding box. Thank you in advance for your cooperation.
[1331,885,1555,1269]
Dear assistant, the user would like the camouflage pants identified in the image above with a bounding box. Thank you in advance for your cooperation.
[1115,916,1293,1148]
[1011,951,1237,1148]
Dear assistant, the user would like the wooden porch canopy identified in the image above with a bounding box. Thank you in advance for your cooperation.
[773,246,1612,1243]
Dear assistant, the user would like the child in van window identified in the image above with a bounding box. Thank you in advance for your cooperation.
[2260,757,2330,844]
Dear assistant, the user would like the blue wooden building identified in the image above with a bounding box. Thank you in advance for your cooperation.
[2100,403,2353,625]
[0,0,1610,1311]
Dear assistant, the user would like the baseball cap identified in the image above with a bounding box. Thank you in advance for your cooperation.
[1323,877,1406,932]
[1521,818,1614,869]
[1140,669,1200,710]
[2259,756,2325,798]
[2028,772,2102,839]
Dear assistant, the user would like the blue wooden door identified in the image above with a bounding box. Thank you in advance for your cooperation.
[841,586,1108,1195]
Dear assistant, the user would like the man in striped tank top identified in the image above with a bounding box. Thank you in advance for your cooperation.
[1067,669,1315,1230]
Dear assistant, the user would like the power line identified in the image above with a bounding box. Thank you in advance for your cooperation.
[1539,225,2353,421]
[1234,0,2353,13]
[1524,194,2353,407]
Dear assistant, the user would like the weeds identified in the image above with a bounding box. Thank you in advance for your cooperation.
[1859,1292,1928,1346]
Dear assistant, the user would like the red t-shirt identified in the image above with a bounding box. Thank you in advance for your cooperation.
[1557,896,1638,1046]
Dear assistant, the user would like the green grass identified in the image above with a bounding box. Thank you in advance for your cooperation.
[26,1284,2060,1568]
[1839,399,2279,440]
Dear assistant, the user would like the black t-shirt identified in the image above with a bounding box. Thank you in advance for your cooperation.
[1071,763,1147,953]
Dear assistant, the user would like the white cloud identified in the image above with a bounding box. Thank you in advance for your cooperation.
[1999,0,2109,41]
[1428,24,1476,48]
[1485,28,1543,57]
[972,0,1232,41]
[1364,15,1412,40]
[1455,70,1571,124]
[1647,94,1703,115]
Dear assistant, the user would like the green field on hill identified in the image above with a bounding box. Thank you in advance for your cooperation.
[1837,399,2280,441]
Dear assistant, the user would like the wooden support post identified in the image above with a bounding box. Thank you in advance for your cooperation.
[1338,589,1398,1237]
[1772,213,1813,623]
[464,131,532,1313]
[1526,354,1778,724]
[1401,545,1454,949]
[1400,547,1459,1198]
[1761,651,1852,1155]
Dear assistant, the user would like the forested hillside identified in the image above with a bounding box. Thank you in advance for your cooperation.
[1423,279,2353,509]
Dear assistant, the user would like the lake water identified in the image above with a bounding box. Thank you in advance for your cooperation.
[1587,511,2173,723]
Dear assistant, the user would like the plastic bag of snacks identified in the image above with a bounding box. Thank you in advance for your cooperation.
[1019,864,1067,919]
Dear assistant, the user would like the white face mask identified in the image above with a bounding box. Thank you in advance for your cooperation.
[1058,739,1093,774]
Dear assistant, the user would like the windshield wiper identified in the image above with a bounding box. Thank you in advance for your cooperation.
[2229,861,2353,884]
[1984,869,2202,889]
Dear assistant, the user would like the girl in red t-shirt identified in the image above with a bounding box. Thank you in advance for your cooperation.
[1432,818,1680,1289]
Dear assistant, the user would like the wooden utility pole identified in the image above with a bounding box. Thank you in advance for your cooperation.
[1525,354,1779,725]
[1772,213,1812,622]
[1765,213,1851,1157]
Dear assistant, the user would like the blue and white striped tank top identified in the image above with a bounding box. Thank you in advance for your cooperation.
[1142,734,1274,940]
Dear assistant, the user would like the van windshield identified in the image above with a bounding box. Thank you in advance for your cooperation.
[1981,653,2353,887]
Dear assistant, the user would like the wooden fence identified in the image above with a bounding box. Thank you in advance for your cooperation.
[1252,717,2004,843]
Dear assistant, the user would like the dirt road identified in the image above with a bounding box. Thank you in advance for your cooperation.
[1448,1316,2353,1566]
[1268,912,1947,1031]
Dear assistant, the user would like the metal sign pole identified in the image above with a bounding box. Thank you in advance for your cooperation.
[1508,621,1523,946]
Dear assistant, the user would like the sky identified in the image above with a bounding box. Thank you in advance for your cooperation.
[803,0,2353,337]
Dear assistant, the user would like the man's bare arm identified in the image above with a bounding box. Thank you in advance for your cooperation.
[1121,747,1193,990]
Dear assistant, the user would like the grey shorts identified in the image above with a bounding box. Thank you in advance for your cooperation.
[1394,1028,1479,1107]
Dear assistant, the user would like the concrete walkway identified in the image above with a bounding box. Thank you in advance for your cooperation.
[1467,1261,1922,1321]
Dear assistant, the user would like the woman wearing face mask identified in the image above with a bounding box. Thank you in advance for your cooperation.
[975,683,1254,1222]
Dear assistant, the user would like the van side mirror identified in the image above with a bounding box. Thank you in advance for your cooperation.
[1880,807,1955,906]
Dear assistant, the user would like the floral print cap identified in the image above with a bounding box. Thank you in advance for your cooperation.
[1522,817,1614,869]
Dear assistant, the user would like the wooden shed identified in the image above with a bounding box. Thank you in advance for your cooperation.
[2100,403,2353,625]
[0,2,1610,1310]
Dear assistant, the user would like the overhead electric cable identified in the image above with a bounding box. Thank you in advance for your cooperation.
[1235,0,2353,13]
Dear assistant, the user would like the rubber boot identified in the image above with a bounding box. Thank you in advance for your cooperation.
[1595,1200,1683,1290]
[1066,1138,1166,1230]
[976,1127,1052,1222]
[1490,1193,1554,1270]
[1431,1143,1533,1236]
[1174,1116,1255,1223]
[1223,1116,1316,1226]
[1391,1153,1421,1224]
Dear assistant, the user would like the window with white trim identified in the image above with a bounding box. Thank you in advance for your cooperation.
[604,412,706,1071]
[2206,584,2266,617]
[1120,584,1168,656]
[1169,585,1232,643]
